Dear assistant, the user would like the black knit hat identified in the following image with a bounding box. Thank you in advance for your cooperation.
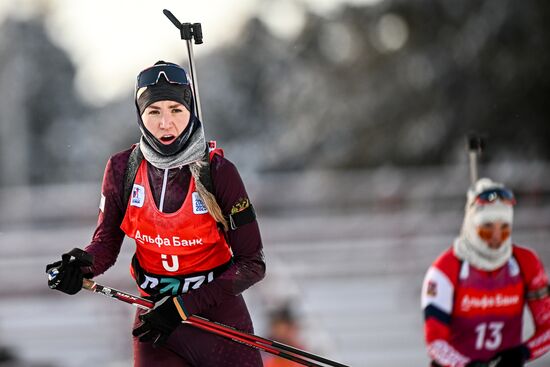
[136,76,193,114]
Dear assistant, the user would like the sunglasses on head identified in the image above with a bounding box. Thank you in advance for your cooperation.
[475,188,516,205]
[136,64,190,89]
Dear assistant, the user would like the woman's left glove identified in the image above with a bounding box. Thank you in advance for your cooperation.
[46,248,93,295]
[490,345,529,367]
[132,295,190,347]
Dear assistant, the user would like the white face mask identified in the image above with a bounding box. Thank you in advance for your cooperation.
[453,178,514,271]
[460,222,512,271]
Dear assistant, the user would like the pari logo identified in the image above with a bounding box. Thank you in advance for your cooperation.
[192,192,208,214]
[130,184,145,208]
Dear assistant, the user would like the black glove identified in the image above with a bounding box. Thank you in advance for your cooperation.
[466,361,493,367]
[466,345,529,367]
[132,295,190,347]
[492,345,529,367]
[46,248,93,295]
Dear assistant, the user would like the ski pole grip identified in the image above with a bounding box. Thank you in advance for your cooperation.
[468,136,480,152]
[192,23,203,44]
[181,23,193,40]
[163,9,181,28]
[467,134,485,153]
[466,134,484,185]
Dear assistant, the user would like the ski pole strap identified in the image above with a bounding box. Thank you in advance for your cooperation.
[173,296,190,320]
[61,247,94,267]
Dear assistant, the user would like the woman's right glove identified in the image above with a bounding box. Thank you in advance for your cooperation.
[132,295,190,347]
[466,345,529,367]
[46,248,93,295]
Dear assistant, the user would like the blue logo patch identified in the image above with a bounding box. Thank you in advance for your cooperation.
[192,192,208,214]
[130,184,145,207]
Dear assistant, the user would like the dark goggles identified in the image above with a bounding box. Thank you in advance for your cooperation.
[136,64,190,89]
[475,188,516,205]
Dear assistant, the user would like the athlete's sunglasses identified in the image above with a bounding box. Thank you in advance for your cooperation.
[136,64,190,89]
[475,188,516,205]
[477,223,511,243]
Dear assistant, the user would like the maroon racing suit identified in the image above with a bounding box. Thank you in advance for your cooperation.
[84,145,266,367]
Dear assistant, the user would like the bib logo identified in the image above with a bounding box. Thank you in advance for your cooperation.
[460,293,520,312]
[131,184,145,208]
[192,192,208,214]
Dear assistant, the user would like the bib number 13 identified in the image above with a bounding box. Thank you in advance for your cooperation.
[475,322,504,350]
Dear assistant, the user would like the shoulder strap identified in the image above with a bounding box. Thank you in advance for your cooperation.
[200,151,215,195]
[122,145,144,210]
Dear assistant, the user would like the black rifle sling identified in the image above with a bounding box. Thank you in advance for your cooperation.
[122,146,144,209]
[199,149,215,194]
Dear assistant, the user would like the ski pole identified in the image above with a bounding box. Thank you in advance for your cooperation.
[163,9,204,122]
[180,318,327,367]
[467,134,484,185]
[79,279,348,367]
[82,278,154,309]
[189,315,350,367]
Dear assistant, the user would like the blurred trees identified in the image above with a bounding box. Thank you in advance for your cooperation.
[0,18,84,186]
[0,18,136,187]
[1,0,549,186]
[205,0,550,170]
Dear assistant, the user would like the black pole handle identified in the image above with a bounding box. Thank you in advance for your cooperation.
[192,23,203,44]
[181,23,193,40]
[163,9,203,44]
[466,133,486,185]
[163,9,181,29]
[467,133,485,153]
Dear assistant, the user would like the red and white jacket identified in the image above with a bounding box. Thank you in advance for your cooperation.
[422,245,550,366]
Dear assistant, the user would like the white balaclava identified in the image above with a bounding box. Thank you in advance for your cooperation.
[453,178,514,271]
